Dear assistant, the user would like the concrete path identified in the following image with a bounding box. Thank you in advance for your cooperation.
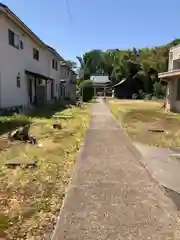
[134,142,180,194]
[52,99,178,240]
[134,142,180,210]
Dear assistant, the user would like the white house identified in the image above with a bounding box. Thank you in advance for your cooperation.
[158,45,180,112]
[60,62,76,102]
[0,3,76,109]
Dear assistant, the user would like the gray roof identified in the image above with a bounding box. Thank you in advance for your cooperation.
[90,75,110,84]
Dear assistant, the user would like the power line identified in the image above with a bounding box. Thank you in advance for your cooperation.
[65,0,73,23]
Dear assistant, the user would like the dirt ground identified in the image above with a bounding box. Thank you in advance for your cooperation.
[108,99,180,148]
[0,104,91,239]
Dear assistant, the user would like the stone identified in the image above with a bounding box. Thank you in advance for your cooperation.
[147,128,164,133]
[37,143,43,148]
[8,124,30,141]
[5,157,37,169]
[28,135,37,145]
[53,120,61,129]
[8,125,37,144]
[52,115,73,119]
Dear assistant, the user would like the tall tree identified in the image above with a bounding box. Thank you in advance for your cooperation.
[76,38,180,98]
[65,60,77,71]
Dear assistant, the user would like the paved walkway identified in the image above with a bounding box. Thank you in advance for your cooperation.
[134,142,180,195]
[52,99,178,240]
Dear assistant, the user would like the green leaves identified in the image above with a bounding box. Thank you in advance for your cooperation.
[76,39,180,98]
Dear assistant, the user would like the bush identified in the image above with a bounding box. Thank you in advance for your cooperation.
[80,80,94,102]
[132,93,138,99]
[138,90,145,99]
[153,82,166,99]
[151,96,157,100]
[144,94,152,100]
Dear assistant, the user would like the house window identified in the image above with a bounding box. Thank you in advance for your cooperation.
[52,59,58,70]
[38,79,42,85]
[33,48,39,61]
[16,74,20,88]
[8,29,19,49]
[20,40,24,49]
[177,79,180,100]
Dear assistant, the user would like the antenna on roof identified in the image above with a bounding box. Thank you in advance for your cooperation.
[65,0,72,23]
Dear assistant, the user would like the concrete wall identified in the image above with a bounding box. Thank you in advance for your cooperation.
[171,78,180,112]
[170,45,180,61]
[59,65,71,100]
[166,78,180,113]
[48,51,60,99]
[169,46,180,71]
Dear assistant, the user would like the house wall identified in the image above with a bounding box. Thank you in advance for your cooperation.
[169,46,180,71]
[0,13,51,107]
[0,11,76,108]
[170,78,180,112]
[59,65,70,99]
[68,83,76,103]
[170,46,180,61]
[0,14,4,107]
[166,78,180,113]
[47,52,60,99]
[0,13,28,107]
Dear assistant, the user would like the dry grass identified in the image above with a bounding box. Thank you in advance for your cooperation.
[108,99,180,148]
[0,104,91,239]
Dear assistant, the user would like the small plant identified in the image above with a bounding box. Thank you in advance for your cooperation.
[138,90,145,99]
[132,93,138,99]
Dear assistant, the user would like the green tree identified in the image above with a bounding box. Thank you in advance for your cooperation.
[76,38,180,99]
[65,60,77,71]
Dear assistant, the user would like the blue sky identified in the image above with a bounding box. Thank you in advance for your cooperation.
[2,0,180,62]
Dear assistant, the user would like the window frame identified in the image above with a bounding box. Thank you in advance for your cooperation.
[8,29,20,49]
[33,48,39,61]
[16,75,21,88]
[52,59,58,70]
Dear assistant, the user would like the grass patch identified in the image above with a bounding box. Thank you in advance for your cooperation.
[108,99,180,148]
[0,103,91,239]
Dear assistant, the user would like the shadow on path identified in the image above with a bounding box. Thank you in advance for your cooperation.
[164,187,180,211]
